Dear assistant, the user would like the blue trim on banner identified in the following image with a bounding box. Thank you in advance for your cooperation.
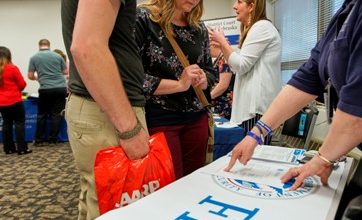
[226,34,240,45]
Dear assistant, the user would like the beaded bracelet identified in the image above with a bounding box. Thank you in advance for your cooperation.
[255,124,265,139]
[317,151,335,165]
[246,131,263,145]
[116,118,143,140]
[256,120,273,136]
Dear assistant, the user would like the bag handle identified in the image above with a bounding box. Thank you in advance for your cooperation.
[162,27,210,108]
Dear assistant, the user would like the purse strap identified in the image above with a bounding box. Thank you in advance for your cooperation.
[162,27,210,108]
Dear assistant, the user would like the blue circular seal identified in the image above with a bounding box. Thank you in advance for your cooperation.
[213,175,318,199]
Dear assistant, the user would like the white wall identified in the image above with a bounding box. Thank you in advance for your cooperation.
[203,0,235,20]
[1,0,64,95]
[0,0,272,95]
[203,0,275,22]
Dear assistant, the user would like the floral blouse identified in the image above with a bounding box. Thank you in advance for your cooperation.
[135,7,216,127]
[211,57,235,120]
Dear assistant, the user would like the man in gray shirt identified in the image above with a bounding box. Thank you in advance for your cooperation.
[28,39,68,146]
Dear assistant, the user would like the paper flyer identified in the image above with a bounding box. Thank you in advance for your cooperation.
[251,145,305,164]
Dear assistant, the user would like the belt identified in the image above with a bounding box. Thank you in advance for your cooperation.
[71,92,95,102]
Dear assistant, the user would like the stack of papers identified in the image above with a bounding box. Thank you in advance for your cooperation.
[215,121,239,128]
[252,145,305,164]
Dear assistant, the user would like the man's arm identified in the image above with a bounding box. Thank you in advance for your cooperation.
[70,0,149,159]
[27,71,37,80]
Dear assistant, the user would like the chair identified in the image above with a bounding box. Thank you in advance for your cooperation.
[278,105,319,150]
[342,195,362,220]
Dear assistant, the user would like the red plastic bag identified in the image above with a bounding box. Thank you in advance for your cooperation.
[94,132,175,215]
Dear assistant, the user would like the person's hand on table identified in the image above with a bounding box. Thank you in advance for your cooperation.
[224,136,258,171]
[280,156,333,190]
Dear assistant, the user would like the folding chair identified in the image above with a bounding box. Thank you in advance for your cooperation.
[278,105,319,150]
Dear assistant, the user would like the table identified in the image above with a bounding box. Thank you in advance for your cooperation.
[0,98,68,143]
[213,116,244,160]
[97,145,353,220]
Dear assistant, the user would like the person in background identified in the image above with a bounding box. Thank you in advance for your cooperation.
[53,49,69,74]
[0,46,32,155]
[135,0,215,179]
[210,44,234,120]
[62,0,149,218]
[208,0,282,145]
[53,49,70,94]
[53,49,67,63]
[28,39,68,146]
[225,0,361,217]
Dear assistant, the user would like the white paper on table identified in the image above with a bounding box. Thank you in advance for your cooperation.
[251,145,305,164]
[28,93,39,98]
[215,121,239,128]
[213,114,221,120]
[201,159,303,189]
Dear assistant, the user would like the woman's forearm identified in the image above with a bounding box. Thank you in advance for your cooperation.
[318,109,362,162]
[211,72,232,99]
[259,85,317,131]
[153,79,187,95]
[220,40,234,61]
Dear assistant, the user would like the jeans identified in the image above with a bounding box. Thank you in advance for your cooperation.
[35,88,67,143]
[0,101,28,153]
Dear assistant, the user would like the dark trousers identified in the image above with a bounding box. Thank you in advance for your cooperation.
[239,113,272,145]
[335,161,362,219]
[35,88,66,143]
[0,101,28,153]
[148,113,209,179]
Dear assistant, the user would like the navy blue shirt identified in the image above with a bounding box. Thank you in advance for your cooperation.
[288,0,362,118]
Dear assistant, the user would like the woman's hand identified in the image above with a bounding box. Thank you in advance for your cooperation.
[179,64,207,91]
[208,27,233,61]
[224,135,259,171]
[208,28,228,46]
[192,68,208,90]
[280,156,333,190]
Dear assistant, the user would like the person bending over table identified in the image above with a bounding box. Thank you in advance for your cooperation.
[225,0,362,216]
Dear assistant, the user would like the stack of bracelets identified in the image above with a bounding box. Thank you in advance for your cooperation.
[246,120,273,145]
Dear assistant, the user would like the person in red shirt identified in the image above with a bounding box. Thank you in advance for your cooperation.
[0,46,32,155]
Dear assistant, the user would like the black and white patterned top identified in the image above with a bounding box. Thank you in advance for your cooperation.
[135,7,216,127]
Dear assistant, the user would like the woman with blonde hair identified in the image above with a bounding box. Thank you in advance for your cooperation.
[135,0,215,178]
[209,0,282,145]
[0,46,32,155]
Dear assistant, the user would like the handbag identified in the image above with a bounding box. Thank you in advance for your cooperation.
[162,27,215,164]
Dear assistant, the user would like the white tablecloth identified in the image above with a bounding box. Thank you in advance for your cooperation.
[97,146,352,220]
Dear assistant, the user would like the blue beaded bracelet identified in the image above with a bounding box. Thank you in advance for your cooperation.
[256,120,273,136]
[255,124,264,139]
[246,131,263,145]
